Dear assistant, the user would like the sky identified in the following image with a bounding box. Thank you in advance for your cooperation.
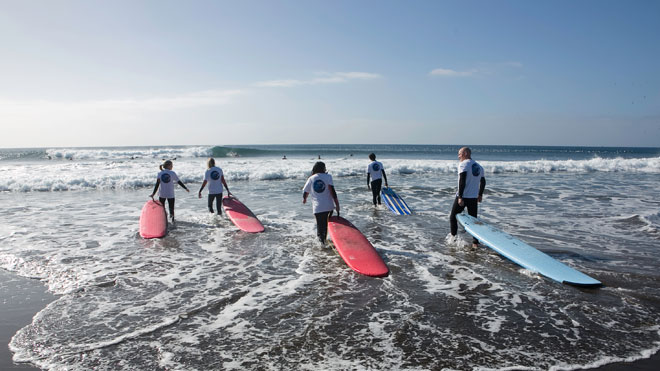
[0,0,659,148]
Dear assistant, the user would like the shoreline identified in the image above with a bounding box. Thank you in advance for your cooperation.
[0,269,53,371]
[0,268,658,370]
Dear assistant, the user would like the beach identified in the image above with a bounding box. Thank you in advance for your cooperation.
[1,145,659,370]
[1,270,52,371]
[2,270,659,370]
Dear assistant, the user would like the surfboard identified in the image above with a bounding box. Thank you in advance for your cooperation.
[222,195,265,233]
[139,200,167,239]
[327,216,389,277]
[456,214,601,286]
[381,187,412,215]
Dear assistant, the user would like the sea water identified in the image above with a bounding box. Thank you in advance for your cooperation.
[0,144,659,370]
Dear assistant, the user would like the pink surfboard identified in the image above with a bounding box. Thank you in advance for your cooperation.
[140,200,167,239]
[222,195,265,233]
[327,216,389,277]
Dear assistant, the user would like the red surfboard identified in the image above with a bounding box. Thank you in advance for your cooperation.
[327,216,389,277]
[139,200,167,239]
[222,195,265,233]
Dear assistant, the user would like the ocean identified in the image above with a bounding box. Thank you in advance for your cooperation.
[1,144,659,370]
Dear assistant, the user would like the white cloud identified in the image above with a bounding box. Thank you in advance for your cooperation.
[254,71,382,88]
[0,89,245,120]
[503,61,523,68]
[430,62,523,77]
[429,68,477,77]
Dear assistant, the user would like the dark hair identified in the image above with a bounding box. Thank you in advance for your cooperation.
[369,153,376,161]
[311,161,326,175]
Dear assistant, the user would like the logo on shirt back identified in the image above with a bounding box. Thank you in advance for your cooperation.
[471,163,481,176]
[161,173,171,183]
[210,170,220,180]
[313,179,326,193]
[372,163,380,171]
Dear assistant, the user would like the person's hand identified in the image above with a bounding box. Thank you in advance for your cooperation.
[478,195,483,203]
[185,188,190,193]
[385,183,389,188]
[458,198,464,207]
[367,184,371,190]
[149,194,155,200]
[198,192,202,199]
[302,198,307,204]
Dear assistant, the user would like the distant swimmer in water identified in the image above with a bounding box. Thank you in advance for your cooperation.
[367,153,388,206]
[318,155,321,159]
[282,155,287,160]
[198,158,231,215]
[449,147,486,247]
[302,161,340,245]
[150,160,189,221]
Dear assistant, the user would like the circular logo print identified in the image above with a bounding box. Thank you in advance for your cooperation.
[161,173,172,183]
[373,163,380,171]
[313,179,326,193]
[211,170,220,180]
[471,163,481,176]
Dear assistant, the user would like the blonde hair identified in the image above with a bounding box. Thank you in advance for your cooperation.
[207,158,216,168]
[159,160,173,171]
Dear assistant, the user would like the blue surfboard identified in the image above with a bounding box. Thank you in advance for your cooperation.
[456,214,601,287]
[381,187,412,215]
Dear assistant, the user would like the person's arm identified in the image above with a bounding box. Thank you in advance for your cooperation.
[198,180,208,198]
[367,173,371,189]
[457,171,467,206]
[178,180,190,193]
[329,185,340,215]
[150,179,160,198]
[221,176,231,195]
[382,169,388,188]
[302,191,309,204]
[478,177,486,202]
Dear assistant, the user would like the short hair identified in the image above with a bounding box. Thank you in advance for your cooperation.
[207,158,216,168]
[312,161,326,175]
[459,147,472,158]
[368,153,376,161]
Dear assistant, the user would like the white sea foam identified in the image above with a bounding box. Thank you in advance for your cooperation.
[2,156,660,370]
[2,155,659,193]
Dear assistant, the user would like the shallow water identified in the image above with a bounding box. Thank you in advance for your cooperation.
[1,146,659,370]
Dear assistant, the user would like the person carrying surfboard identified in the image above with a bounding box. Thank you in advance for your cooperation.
[302,161,340,244]
[366,153,388,206]
[149,160,190,221]
[449,147,486,247]
[198,157,231,215]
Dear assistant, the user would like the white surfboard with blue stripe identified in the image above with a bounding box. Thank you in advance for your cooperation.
[381,187,412,215]
[456,214,601,287]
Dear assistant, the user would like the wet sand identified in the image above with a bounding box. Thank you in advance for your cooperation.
[0,268,657,370]
[0,269,53,371]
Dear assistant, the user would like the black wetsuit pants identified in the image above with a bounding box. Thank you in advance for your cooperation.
[208,193,222,214]
[159,197,175,217]
[314,210,333,243]
[371,179,382,205]
[449,197,479,244]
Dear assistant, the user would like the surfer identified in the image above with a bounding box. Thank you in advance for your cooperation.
[150,160,190,221]
[366,153,388,206]
[302,162,340,244]
[198,158,231,215]
[449,147,486,246]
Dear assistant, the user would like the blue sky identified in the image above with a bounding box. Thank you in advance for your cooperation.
[1,0,658,147]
